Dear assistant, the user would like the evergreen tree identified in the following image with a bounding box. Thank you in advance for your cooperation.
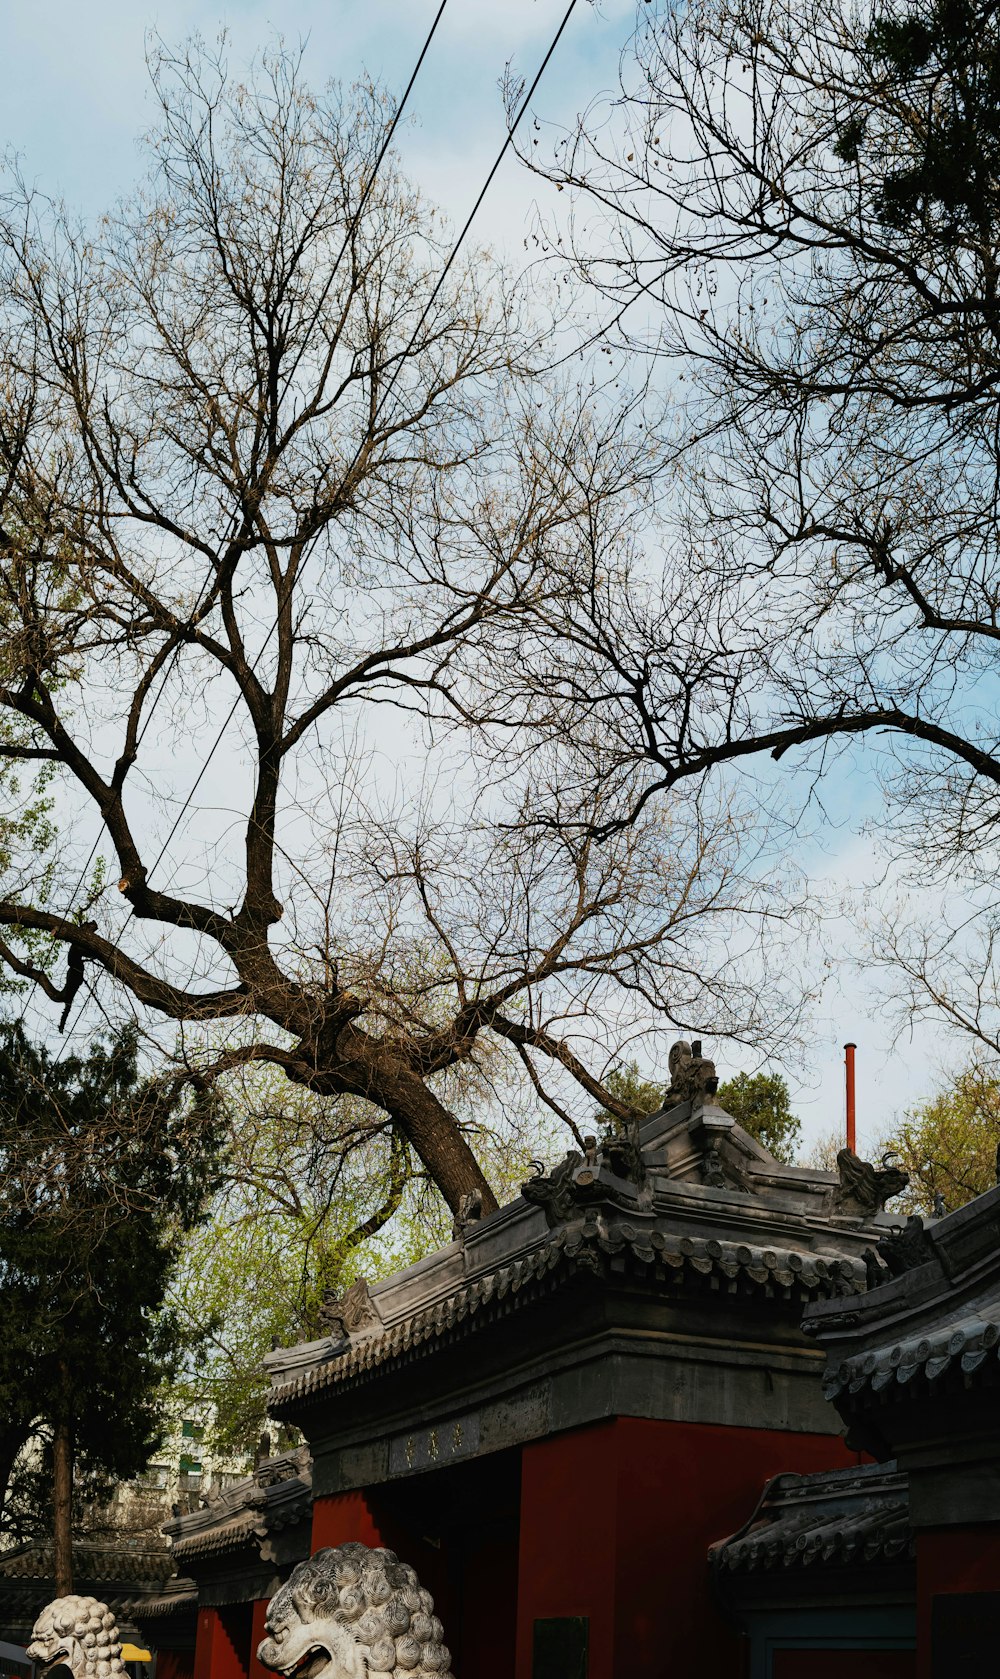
[0,1025,223,1590]
[593,1063,664,1129]
[717,1072,802,1165]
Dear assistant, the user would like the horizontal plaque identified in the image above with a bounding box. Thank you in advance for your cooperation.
[387,1412,480,1476]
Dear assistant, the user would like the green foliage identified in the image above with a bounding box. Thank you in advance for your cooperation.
[717,1071,802,1164]
[167,1061,541,1455]
[878,1065,1000,1215]
[0,1024,223,1541]
[593,1062,663,1128]
[839,0,1000,236]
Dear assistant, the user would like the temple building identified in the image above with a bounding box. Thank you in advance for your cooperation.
[136,1044,915,1679]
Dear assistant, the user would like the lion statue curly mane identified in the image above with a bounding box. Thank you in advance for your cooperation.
[27,1596,128,1679]
[257,1542,454,1679]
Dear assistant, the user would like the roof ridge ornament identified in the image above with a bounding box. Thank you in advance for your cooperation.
[452,1189,484,1242]
[521,1117,650,1228]
[833,1147,909,1218]
[666,1039,719,1104]
[319,1278,384,1340]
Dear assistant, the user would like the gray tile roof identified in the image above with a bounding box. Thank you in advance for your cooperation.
[711,1461,913,1574]
[126,1581,198,1621]
[268,1215,867,1409]
[163,1448,311,1564]
[266,1094,881,1411]
[824,1312,1000,1401]
[805,1183,1000,1408]
[0,1542,174,1587]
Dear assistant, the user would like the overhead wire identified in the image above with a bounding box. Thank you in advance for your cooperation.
[21,0,452,1041]
[15,0,451,1040]
[53,0,583,1050]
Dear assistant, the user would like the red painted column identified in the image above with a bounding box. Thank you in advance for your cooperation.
[247,1600,272,1679]
[192,1607,249,1679]
[515,1417,858,1679]
[915,1525,1000,1679]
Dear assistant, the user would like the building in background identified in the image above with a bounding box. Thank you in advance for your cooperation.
[123,1050,1000,1679]
[148,1049,897,1679]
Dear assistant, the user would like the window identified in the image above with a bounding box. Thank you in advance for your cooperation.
[181,1418,205,1442]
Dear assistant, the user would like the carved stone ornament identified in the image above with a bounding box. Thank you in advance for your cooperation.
[833,1147,909,1217]
[319,1277,382,1339]
[27,1597,129,1679]
[862,1213,937,1286]
[521,1120,649,1227]
[600,1118,646,1185]
[257,1542,454,1679]
[666,1038,719,1103]
[452,1188,484,1242]
[702,1136,729,1189]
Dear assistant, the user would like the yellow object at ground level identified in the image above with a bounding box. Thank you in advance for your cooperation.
[119,1646,151,1662]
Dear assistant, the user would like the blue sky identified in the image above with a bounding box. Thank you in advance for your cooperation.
[1,0,632,234]
[0,0,958,1152]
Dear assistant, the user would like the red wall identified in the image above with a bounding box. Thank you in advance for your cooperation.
[192,1606,251,1679]
[915,1525,1000,1679]
[154,1655,195,1679]
[516,1417,858,1679]
[311,1487,386,1551]
[247,1600,271,1679]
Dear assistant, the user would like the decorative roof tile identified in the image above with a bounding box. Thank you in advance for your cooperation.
[125,1581,198,1621]
[805,1183,1000,1413]
[268,1219,867,1409]
[822,1312,1000,1402]
[0,1542,175,1587]
[163,1449,312,1562]
[711,1462,913,1575]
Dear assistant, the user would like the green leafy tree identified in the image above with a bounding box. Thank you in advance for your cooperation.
[717,1073,802,1165]
[593,1062,663,1129]
[878,1066,1000,1215]
[168,1060,544,1453]
[0,1025,223,1590]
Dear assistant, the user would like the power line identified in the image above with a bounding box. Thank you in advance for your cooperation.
[21,0,452,1040]
[56,0,583,1048]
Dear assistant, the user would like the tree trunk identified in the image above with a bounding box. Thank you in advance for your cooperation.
[365,1056,499,1215]
[52,1372,73,1597]
[300,1032,500,1216]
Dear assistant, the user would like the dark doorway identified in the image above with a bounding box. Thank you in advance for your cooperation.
[368,1445,522,1679]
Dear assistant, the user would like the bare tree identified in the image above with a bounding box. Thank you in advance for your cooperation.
[0,41,809,1214]
[507,0,1000,1048]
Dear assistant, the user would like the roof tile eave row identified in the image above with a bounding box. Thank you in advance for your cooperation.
[824,1314,1000,1402]
[268,1225,865,1410]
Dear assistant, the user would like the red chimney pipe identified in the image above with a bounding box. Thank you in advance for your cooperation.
[844,1042,857,1154]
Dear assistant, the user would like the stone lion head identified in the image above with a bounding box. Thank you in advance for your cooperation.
[26,1597,128,1679]
[257,1543,454,1679]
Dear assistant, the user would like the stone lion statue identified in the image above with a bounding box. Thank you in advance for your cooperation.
[26,1596,128,1679]
[257,1542,454,1679]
